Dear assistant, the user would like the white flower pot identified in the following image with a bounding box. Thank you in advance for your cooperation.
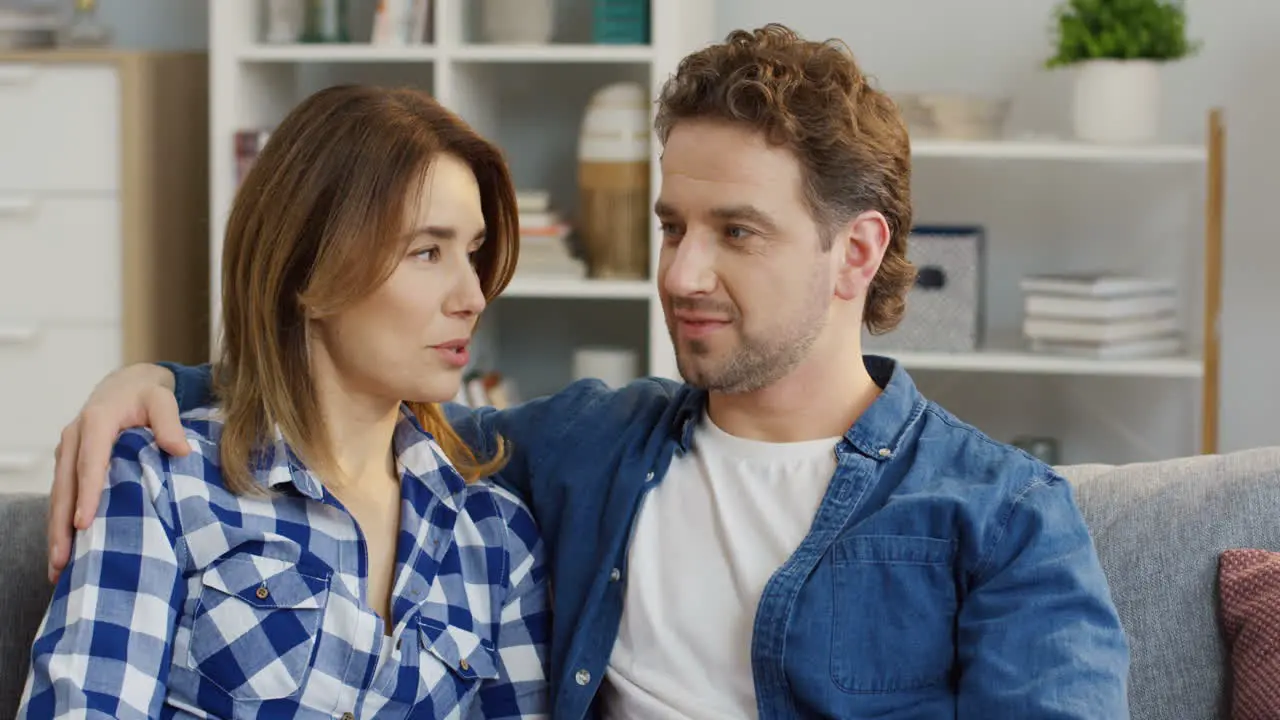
[1072,59,1161,144]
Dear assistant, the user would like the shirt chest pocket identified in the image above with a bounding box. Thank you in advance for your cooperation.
[415,614,500,693]
[830,534,957,694]
[189,555,332,701]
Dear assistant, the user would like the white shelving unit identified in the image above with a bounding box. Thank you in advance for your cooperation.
[209,2,1223,461]
[882,116,1225,460]
[209,0,716,398]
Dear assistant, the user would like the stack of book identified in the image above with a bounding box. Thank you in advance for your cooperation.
[514,189,587,279]
[1020,273,1183,359]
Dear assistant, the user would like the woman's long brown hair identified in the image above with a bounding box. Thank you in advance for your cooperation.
[215,85,518,494]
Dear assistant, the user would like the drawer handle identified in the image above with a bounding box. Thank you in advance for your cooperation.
[0,452,40,474]
[0,196,35,216]
[0,326,39,345]
[0,64,37,85]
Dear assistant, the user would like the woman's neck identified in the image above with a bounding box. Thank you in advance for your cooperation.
[309,366,402,490]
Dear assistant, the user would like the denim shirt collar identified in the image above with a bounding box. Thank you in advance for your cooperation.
[670,354,926,461]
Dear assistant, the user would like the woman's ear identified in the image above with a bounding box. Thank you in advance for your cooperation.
[833,210,891,302]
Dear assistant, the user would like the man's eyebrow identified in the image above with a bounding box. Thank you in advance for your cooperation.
[709,205,778,232]
[654,200,677,217]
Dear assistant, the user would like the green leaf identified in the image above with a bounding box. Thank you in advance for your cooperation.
[1045,0,1198,68]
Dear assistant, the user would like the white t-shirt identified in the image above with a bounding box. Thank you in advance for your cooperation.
[600,412,839,719]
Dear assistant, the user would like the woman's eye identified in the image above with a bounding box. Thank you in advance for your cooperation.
[413,246,441,262]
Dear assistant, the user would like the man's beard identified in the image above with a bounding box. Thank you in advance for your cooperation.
[670,289,828,394]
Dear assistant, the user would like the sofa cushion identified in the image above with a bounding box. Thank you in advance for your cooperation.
[0,493,54,718]
[1217,548,1280,719]
[1061,447,1280,720]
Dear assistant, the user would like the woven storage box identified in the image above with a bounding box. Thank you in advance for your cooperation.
[864,225,986,353]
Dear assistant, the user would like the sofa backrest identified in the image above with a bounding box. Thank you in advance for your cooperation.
[1061,446,1280,720]
[0,493,53,718]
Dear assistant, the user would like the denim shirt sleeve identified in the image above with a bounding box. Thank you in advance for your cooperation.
[444,378,616,506]
[157,361,216,411]
[956,472,1130,718]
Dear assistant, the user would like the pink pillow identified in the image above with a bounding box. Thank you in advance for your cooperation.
[1219,548,1280,719]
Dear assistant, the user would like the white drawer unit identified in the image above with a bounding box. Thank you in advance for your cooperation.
[0,63,120,193]
[0,324,122,449]
[0,195,122,323]
[0,50,211,494]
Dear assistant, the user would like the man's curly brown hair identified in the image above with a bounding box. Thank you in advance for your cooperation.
[654,24,916,334]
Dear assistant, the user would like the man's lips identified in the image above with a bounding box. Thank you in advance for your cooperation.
[674,314,731,339]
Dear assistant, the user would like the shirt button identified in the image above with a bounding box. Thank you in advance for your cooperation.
[341,713,355,720]
[645,472,654,481]
[255,586,269,599]
[877,447,892,458]
[460,659,470,671]
[609,568,621,582]
[575,669,591,686]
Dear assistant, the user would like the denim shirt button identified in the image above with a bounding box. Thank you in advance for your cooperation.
[877,447,892,458]
[576,669,591,686]
[609,568,621,582]
[645,471,654,481]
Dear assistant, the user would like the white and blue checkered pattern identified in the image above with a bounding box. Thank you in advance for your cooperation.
[18,404,550,719]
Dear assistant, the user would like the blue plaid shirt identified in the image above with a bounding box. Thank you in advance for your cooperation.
[19,405,550,719]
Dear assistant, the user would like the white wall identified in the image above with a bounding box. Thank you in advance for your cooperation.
[717,0,1280,456]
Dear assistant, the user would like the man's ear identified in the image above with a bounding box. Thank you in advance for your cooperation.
[833,210,891,302]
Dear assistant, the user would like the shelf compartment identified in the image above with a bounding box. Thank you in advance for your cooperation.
[502,277,652,300]
[450,43,652,63]
[236,44,440,62]
[883,346,1203,378]
[911,138,1206,164]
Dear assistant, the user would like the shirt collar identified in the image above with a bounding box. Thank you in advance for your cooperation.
[671,354,927,462]
[250,403,466,505]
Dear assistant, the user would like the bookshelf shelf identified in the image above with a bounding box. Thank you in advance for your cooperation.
[890,347,1204,379]
[450,43,653,64]
[911,138,1207,164]
[236,43,439,62]
[502,277,653,300]
[235,43,653,65]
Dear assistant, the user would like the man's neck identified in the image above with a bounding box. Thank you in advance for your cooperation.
[705,339,880,444]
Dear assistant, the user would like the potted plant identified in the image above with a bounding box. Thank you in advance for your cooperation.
[1046,0,1199,144]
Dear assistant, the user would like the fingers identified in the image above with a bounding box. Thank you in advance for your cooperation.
[146,387,189,457]
[73,406,114,531]
[48,423,80,583]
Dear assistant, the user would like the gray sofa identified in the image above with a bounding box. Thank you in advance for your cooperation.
[3,446,1279,718]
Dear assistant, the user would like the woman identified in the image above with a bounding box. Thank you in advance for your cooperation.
[20,85,548,719]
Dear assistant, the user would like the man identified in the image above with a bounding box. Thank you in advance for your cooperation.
[47,24,1130,719]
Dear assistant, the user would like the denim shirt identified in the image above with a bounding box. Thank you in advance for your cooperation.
[168,356,1130,719]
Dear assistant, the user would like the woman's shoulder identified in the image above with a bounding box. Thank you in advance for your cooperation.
[109,405,228,494]
[456,479,541,558]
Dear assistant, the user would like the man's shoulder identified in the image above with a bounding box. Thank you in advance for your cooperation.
[542,375,686,417]
[446,375,688,435]
[912,399,1064,495]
